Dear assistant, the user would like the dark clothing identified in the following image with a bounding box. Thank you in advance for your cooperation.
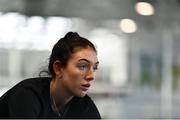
[0,77,101,119]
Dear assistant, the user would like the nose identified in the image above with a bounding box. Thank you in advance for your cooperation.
[84,68,95,81]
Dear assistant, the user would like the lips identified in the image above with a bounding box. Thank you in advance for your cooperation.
[81,83,91,91]
[82,83,90,88]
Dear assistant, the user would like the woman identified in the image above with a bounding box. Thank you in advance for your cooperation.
[0,32,101,119]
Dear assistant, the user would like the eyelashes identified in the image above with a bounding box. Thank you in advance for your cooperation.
[93,66,98,71]
[78,64,89,71]
[77,63,98,72]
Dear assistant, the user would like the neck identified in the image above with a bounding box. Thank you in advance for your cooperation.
[50,79,73,110]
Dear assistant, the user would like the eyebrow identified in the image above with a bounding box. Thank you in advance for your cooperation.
[78,59,99,65]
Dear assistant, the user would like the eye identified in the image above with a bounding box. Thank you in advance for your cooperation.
[93,65,98,71]
[78,64,89,71]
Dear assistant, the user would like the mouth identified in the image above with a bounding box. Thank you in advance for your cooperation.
[81,83,91,91]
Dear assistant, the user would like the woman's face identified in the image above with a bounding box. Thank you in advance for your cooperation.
[60,47,99,97]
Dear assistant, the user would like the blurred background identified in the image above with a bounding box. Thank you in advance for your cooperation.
[0,0,180,119]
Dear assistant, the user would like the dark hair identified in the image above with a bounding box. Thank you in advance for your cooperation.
[48,32,97,77]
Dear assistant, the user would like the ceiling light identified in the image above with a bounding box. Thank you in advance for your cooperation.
[135,2,155,16]
[119,19,137,33]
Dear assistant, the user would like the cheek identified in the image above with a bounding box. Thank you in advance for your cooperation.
[63,69,84,85]
[70,66,86,78]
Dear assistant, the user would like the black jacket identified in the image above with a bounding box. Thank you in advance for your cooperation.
[0,77,101,119]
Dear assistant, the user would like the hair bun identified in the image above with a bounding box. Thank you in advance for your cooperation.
[64,32,80,41]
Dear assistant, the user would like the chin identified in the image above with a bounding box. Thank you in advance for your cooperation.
[76,92,86,98]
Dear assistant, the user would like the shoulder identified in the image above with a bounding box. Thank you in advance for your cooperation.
[18,77,51,86]
[0,77,52,117]
[82,95,101,118]
[81,95,98,110]
[72,94,94,106]
[0,78,51,118]
[80,94,95,105]
[1,77,51,99]
[67,94,101,118]
[12,77,51,91]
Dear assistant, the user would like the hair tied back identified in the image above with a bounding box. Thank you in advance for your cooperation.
[64,32,80,42]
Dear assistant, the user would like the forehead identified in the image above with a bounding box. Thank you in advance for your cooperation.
[70,48,98,63]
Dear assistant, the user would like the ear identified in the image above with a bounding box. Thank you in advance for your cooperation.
[52,60,63,77]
